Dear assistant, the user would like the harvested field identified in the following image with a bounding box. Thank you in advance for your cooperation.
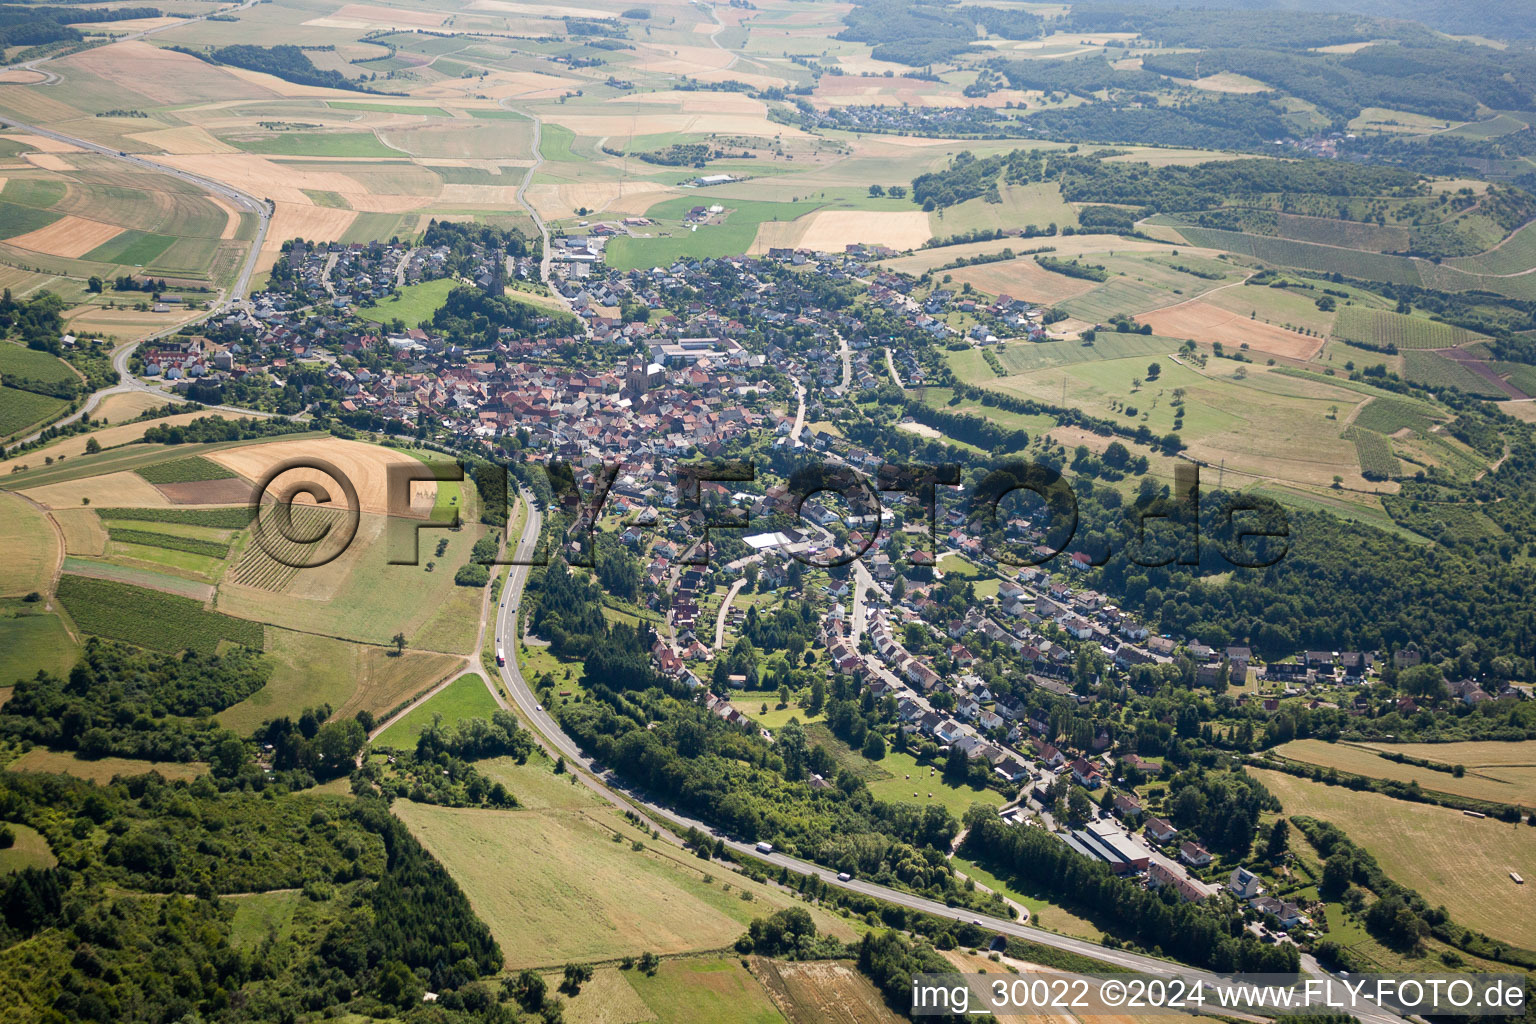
[526,179,671,220]
[96,391,174,423]
[395,799,851,968]
[1274,739,1536,808]
[52,507,107,556]
[22,153,71,172]
[21,470,171,509]
[206,437,434,517]
[0,218,113,262]
[154,479,253,504]
[57,40,270,106]
[8,747,206,783]
[1251,768,1536,948]
[751,958,903,1024]
[129,125,240,155]
[1356,740,1536,767]
[1136,299,1325,360]
[754,209,930,253]
[0,491,58,596]
[550,967,657,1024]
[1,134,81,154]
[626,959,788,1024]
[258,203,357,269]
[946,256,1101,304]
[20,409,212,462]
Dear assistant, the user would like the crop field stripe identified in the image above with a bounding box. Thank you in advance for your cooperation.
[1175,225,1427,287]
[1345,426,1399,479]
[227,504,347,592]
[1444,220,1536,276]
[1352,396,1441,434]
[82,229,177,266]
[1402,350,1508,398]
[1332,306,1485,349]
[95,506,256,528]
[0,201,63,240]
[106,526,231,559]
[0,385,68,439]
[135,455,239,484]
[55,573,262,653]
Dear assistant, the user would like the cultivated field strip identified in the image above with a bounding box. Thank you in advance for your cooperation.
[1332,306,1486,350]
[227,504,350,592]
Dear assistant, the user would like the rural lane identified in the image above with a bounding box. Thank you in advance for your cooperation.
[481,495,1407,1024]
[712,576,747,652]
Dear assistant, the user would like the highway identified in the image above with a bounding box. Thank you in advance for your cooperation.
[482,494,1407,1024]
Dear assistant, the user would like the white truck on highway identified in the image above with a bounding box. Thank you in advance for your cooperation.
[755,841,774,854]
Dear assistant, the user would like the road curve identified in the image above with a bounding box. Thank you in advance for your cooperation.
[1,1,273,447]
[481,493,1404,1024]
[498,98,554,288]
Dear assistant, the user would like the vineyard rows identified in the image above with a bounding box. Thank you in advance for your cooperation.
[1332,307,1484,350]
[55,574,263,654]
[228,504,347,593]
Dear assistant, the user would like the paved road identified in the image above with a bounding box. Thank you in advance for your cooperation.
[481,495,1405,1024]
[884,346,903,387]
[498,98,558,290]
[1,3,273,445]
[713,577,746,652]
[789,377,807,444]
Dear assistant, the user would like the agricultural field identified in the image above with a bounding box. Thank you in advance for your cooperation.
[373,673,498,749]
[1401,350,1509,398]
[1332,307,1487,350]
[606,197,827,271]
[217,628,461,733]
[625,959,788,1024]
[225,504,350,593]
[0,343,75,387]
[0,491,59,597]
[934,181,1080,236]
[1346,427,1400,480]
[0,603,77,688]
[54,573,263,653]
[1445,220,1536,276]
[0,385,68,440]
[392,797,855,968]
[1250,768,1536,948]
[1176,227,1428,287]
[748,957,904,1024]
[983,350,1380,490]
[1351,396,1443,435]
[134,455,238,485]
[1272,740,1536,808]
